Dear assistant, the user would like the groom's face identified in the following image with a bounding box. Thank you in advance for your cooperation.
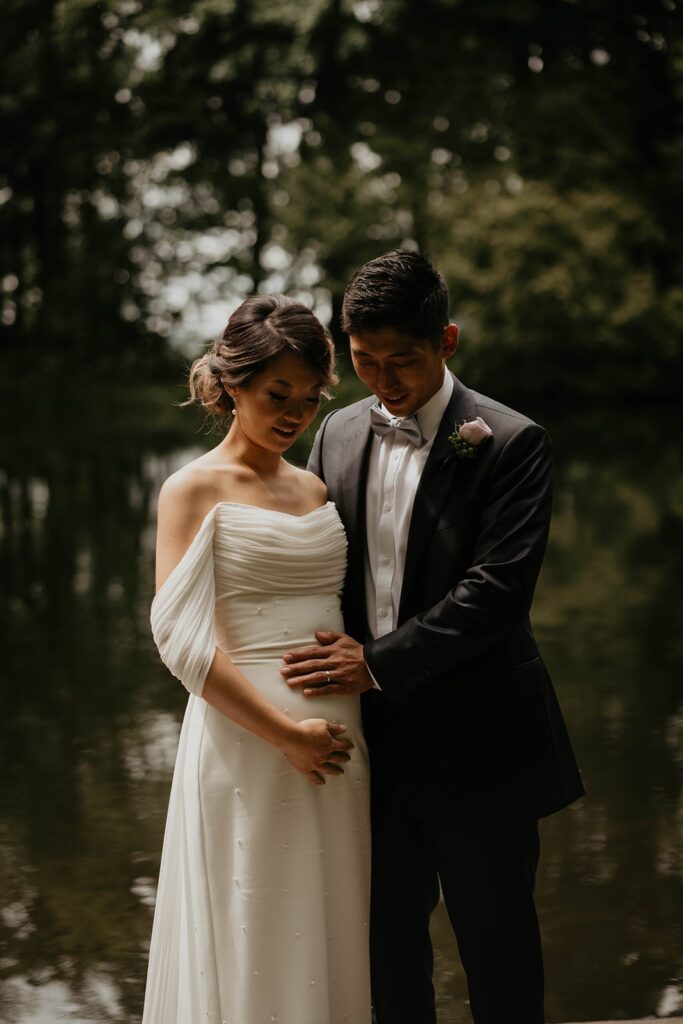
[349,325,458,417]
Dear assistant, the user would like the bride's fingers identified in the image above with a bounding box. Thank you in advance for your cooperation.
[325,750,351,763]
[329,736,354,751]
[307,770,326,785]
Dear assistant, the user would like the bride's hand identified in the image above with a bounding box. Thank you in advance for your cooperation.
[280,719,354,785]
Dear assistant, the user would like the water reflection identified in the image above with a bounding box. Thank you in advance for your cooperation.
[0,391,680,1023]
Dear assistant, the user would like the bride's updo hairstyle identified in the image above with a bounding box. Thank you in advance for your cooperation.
[187,294,337,419]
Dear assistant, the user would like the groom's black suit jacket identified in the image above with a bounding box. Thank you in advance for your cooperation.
[308,373,584,821]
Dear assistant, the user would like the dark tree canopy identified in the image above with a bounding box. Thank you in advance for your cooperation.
[1,0,680,397]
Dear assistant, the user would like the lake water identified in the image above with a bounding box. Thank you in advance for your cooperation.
[0,381,681,1023]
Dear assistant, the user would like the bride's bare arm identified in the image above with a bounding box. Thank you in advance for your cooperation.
[155,472,353,785]
[201,651,353,784]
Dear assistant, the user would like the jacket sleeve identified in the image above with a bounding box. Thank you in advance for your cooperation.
[364,423,553,701]
[150,507,217,697]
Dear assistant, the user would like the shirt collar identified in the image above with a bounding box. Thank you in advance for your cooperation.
[414,368,453,443]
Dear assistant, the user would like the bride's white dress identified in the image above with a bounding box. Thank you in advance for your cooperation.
[142,501,372,1024]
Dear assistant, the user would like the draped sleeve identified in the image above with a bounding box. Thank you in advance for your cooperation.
[150,506,217,697]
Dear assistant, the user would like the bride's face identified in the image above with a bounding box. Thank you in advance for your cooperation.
[231,350,323,452]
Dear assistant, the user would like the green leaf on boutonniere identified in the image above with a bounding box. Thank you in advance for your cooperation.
[448,417,493,460]
[448,429,478,459]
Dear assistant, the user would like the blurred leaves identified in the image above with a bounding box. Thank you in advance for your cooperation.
[0,0,680,395]
[435,182,681,398]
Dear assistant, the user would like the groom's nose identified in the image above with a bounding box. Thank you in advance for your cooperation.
[376,364,398,390]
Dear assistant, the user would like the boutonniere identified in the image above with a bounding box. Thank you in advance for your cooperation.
[448,417,494,459]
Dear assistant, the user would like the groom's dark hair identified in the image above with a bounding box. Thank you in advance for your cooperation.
[341,248,449,346]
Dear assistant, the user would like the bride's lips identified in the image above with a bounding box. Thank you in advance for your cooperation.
[272,425,297,439]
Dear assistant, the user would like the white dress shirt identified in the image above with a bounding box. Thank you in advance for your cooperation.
[365,369,454,640]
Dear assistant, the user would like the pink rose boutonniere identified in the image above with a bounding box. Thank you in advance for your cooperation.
[448,416,493,459]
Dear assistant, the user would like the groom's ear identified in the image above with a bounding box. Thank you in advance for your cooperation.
[441,323,459,359]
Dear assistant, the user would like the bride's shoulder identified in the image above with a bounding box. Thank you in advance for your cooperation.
[157,454,235,530]
[288,465,328,508]
[155,458,231,589]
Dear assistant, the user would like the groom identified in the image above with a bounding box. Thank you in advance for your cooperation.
[281,249,584,1024]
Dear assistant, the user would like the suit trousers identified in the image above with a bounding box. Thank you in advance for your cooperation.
[369,777,545,1024]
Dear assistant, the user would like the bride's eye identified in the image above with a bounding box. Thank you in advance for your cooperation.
[269,392,287,402]
[307,396,321,405]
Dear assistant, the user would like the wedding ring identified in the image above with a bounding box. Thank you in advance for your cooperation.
[326,670,332,684]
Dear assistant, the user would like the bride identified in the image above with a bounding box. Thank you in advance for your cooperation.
[142,295,372,1024]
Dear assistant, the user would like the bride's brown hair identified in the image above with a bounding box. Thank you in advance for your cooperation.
[187,294,337,418]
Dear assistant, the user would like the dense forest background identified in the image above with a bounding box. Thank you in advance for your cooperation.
[1,0,681,401]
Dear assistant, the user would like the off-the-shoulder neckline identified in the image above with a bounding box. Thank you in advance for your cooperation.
[152,500,337,603]
[213,499,333,521]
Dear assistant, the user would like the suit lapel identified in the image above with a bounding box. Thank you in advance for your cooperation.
[340,397,375,540]
[398,374,477,621]
[340,398,375,628]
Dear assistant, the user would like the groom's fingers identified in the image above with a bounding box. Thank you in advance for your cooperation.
[282,644,330,665]
[315,630,343,644]
[303,684,348,697]
[286,673,342,689]
[281,660,334,681]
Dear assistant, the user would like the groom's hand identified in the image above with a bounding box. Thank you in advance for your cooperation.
[280,631,374,697]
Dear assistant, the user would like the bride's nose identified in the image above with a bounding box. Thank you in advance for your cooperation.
[282,402,305,424]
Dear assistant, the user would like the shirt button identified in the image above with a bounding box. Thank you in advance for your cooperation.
[382,555,390,565]
[383,503,392,512]
[380,608,389,618]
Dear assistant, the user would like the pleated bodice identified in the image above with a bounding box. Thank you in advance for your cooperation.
[151,499,348,695]
[212,501,348,664]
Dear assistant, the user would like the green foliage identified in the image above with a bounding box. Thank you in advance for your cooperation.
[0,0,159,369]
[0,0,680,397]
[434,182,681,399]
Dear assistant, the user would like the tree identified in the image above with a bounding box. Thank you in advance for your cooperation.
[0,0,679,397]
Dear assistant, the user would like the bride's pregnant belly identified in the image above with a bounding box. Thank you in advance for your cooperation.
[191,592,367,799]
[214,591,364,732]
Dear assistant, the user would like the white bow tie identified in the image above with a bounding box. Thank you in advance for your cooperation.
[370,404,425,447]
